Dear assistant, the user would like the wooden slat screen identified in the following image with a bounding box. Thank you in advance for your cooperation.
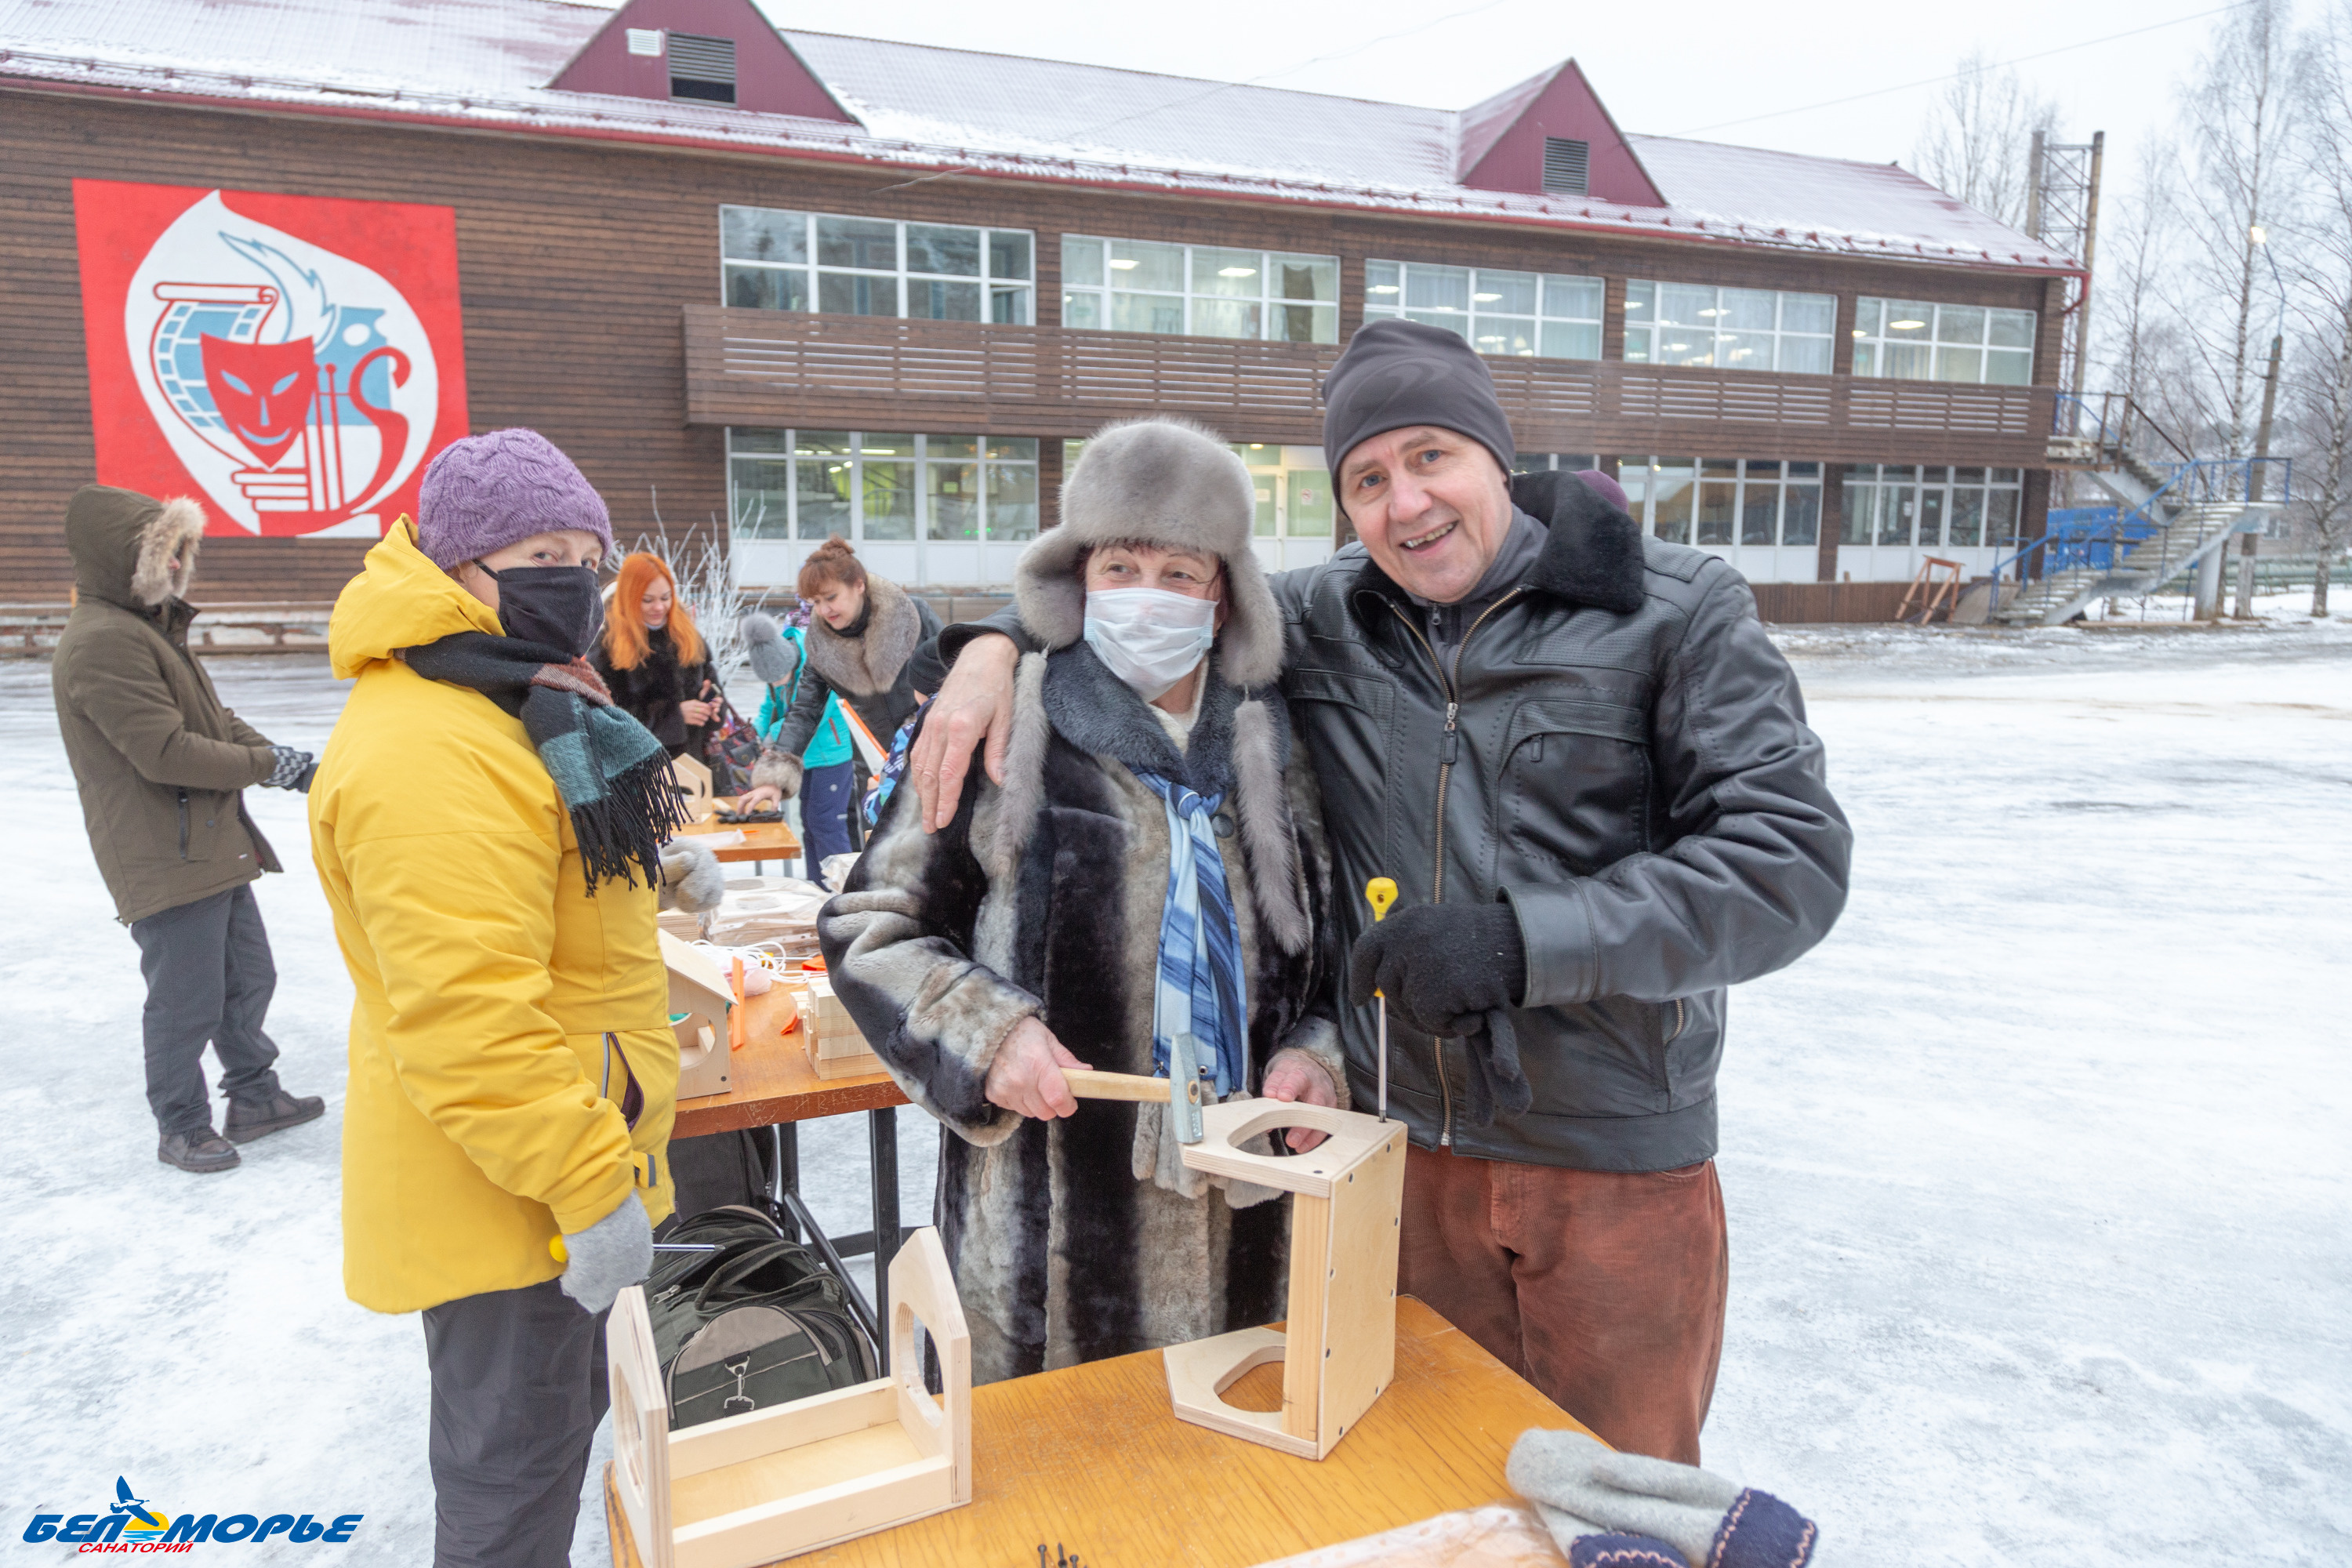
[685,306,2055,465]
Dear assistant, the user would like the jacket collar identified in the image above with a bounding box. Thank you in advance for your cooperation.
[1347,468,1647,626]
[1040,643,1241,800]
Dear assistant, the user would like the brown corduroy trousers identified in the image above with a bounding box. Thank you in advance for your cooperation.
[1396,1146,1730,1464]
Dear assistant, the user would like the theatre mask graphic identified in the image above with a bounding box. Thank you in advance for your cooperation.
[75,182,468,539]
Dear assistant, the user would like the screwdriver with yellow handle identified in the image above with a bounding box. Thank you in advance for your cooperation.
[1365,877,1397,1122]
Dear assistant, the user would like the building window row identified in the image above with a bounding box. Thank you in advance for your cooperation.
[1853,299,2035,386]
[728,429,1040,544]
[1623,283,1837,376]
[1363,262,1604,360]
[1061,238,1339,343]
[1839,464,2025,548]
[721,208,1036,325]
[713,214,2038,386]
[1621,459,1825,548]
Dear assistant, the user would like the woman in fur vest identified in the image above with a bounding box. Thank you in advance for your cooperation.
[591,553,719,761]
[817,418,1344,1384]
[739,537,942,815]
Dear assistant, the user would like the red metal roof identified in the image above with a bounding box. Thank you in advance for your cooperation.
[0,0,2082,274]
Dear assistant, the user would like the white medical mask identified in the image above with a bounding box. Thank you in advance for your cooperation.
[1082,586,1218,701]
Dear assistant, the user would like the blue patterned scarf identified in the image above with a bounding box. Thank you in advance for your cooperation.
[1134,772,1248,1098]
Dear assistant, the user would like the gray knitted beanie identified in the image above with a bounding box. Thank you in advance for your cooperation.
[1320,319,1515,510]
[416,428,614,568]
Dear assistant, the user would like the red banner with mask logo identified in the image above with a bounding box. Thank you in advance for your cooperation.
[73,180,470,539]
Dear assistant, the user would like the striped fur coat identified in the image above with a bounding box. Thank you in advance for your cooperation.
[818,644,1340,1384]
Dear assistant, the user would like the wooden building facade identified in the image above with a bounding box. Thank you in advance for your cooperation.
[0,0,2081,613]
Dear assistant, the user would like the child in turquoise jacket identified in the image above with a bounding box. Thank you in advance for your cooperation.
[756,623,858,884]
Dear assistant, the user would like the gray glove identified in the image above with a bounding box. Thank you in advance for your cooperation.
[658,837,726,916]
[557,1189,652,1314]
[1508,1429,1817,1568]
[263,745,316,792]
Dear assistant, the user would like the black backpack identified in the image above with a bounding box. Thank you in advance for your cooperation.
[644,1206,879,1429]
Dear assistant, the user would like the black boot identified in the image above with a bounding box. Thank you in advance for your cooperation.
[160,1129,240,1173]
[223,1087,326,1144]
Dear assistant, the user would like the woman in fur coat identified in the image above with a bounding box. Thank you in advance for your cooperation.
[817,419,1343,1384]
[739,537,943,811]
[591,552,719,761]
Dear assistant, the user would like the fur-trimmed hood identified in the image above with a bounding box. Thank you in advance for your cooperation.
[65,485,205,609]
[1011,418,1284,688]
[804,574,923,697]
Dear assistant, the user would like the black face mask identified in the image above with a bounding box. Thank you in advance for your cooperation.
[478,563,604,657]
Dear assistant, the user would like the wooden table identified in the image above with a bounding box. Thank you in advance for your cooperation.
[607,1297,1595,1568]
[676,810,804,867]
[673,981,915,1356]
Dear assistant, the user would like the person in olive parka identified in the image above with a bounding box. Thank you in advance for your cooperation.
[50,485,325,1174]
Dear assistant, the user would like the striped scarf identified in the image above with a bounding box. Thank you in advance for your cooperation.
[1134,772,1248,1098]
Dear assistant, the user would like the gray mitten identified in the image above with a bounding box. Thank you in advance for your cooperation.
[1129,1093,1281,1207]
[557,1190,652,1314]
[658,837,726,916]
[1508,1430,1817,1568]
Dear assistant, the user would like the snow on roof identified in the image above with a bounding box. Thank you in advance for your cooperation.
[0,0,2080,273]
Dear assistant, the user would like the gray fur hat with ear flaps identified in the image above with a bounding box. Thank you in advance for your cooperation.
[1011,417,1284,688]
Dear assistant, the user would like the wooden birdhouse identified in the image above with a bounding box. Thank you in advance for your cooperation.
[1163,1101,1406,1460]
[657,931,735,1099]
[668,752,713,818]
[607,1227,971,1568]
[797,974,882,1080]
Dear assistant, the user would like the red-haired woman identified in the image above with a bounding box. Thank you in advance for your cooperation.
[739,536,942,819]
[593,553,720,762]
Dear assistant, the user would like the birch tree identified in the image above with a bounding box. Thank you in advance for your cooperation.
[1913,50,2059,229]
[2287,0,2352,613]
[2163,0,2298,459]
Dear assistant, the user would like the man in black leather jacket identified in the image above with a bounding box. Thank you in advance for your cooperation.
[912,322,1852,1462]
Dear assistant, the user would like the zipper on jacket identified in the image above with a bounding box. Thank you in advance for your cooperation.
[1667,998,1687,1045]
[1384,586,1525,1147]
[176,789,190,860]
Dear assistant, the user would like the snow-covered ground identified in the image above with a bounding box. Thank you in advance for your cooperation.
[2,607,2345,1565]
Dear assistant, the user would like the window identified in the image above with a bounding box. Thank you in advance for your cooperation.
[728,430,1040,545]
[1622,282,1835,374]
[1511,452,1602,474]
[1541,138,1590,195]
[1621,458,1824,548]
[1364,262,1603,360]
[1852,299,2035,385]
[1838,464,2024,548]
[669,33,735,103]
[721,209,1034,325]
[1061,238,1338,343]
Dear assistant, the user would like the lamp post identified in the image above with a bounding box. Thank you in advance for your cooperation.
[2238,225,2288,618]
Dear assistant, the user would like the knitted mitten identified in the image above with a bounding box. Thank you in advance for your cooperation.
[1508,1429,1817,1568]
[1568,1535,1688,1568]
[263,745,317,792]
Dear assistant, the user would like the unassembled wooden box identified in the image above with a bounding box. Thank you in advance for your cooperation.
[607,1227,972,1568]
[1164,1101,1406,1460]
[797,975,883,1080]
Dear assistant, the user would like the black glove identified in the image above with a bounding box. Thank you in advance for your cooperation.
[1348,902,1534,1128]
[263,746,317,793]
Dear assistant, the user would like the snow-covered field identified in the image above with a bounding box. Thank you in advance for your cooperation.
[2,609,2345,1565]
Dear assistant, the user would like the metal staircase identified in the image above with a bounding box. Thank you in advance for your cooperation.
[1999,394,2288,626]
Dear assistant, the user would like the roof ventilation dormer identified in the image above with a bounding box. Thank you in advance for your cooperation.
[547,0,858,125]
[1457,60,1661,207]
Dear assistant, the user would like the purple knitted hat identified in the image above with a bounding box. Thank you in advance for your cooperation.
[416,428,614,569]
[1573,467,1630,514]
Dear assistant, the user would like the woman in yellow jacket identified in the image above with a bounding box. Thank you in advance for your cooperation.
[310,429,682,1568]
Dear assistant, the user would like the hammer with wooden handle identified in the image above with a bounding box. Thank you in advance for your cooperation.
[1061,1030,1207,1145]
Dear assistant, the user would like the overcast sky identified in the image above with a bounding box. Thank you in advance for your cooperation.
[700,0,2243,188]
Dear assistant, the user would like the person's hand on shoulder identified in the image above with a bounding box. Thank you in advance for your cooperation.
[909,634,1019,833]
